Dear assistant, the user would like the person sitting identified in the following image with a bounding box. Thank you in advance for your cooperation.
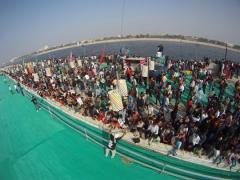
[147,121,159,145]
[168,133,183,156]
[132,129,140,144]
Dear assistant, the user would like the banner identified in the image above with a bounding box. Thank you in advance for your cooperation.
[149,60,155,70]
[142,65,148,77]
[45,67,52,77]
[118,79,128,96]
[33,73,39,82]
[108,90,123,112]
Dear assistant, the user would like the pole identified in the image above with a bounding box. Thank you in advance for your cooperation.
[116,70,120,91]
[120,0,126,38]
[147,57,150,88]
[84,45,86,57]
[119,0,126,52]
[195,44,197,60]
[224,43,228,61]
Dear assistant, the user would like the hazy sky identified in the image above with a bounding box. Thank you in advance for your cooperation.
[0,0,239,63]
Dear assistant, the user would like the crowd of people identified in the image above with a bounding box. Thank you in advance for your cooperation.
[3,52,240,170]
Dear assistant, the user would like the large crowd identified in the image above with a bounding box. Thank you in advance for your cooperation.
[3,52,240,170]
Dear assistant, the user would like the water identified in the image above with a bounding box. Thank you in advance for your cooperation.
[0,76,176,180]
[28,40,240,62]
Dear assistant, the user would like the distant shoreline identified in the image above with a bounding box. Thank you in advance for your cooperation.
[34,38,240,56]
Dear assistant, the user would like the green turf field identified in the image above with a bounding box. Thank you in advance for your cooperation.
[0,76,176,180]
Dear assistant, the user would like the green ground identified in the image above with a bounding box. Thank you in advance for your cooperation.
[0,76,176,180]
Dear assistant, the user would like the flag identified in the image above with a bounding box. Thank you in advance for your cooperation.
[70,51,73,61]
[27,62,34,74]
[149,60,155,70]
[33,73,39,82]
[68,51,76,62]
[45,67,52,77]
[118,79,128,96]
[226,63,230,80]
[99,49,105,64]
[108,90,123,112]
[142,65,148,77]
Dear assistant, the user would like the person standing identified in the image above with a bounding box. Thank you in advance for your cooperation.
[8,85,14,95]
[14,84,19,93]
[17,82,25,96]
[31,96,41,112]
[105,129,127,159]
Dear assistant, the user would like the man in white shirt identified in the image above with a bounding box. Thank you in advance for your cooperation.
[147,122,159,145]
[191,133,200,146]
[76,95,84,113]
[163,96,170,121]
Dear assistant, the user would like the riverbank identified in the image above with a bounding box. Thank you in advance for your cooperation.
[35,38,240,57]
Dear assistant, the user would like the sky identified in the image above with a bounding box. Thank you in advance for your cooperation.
[0,0,240,63]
